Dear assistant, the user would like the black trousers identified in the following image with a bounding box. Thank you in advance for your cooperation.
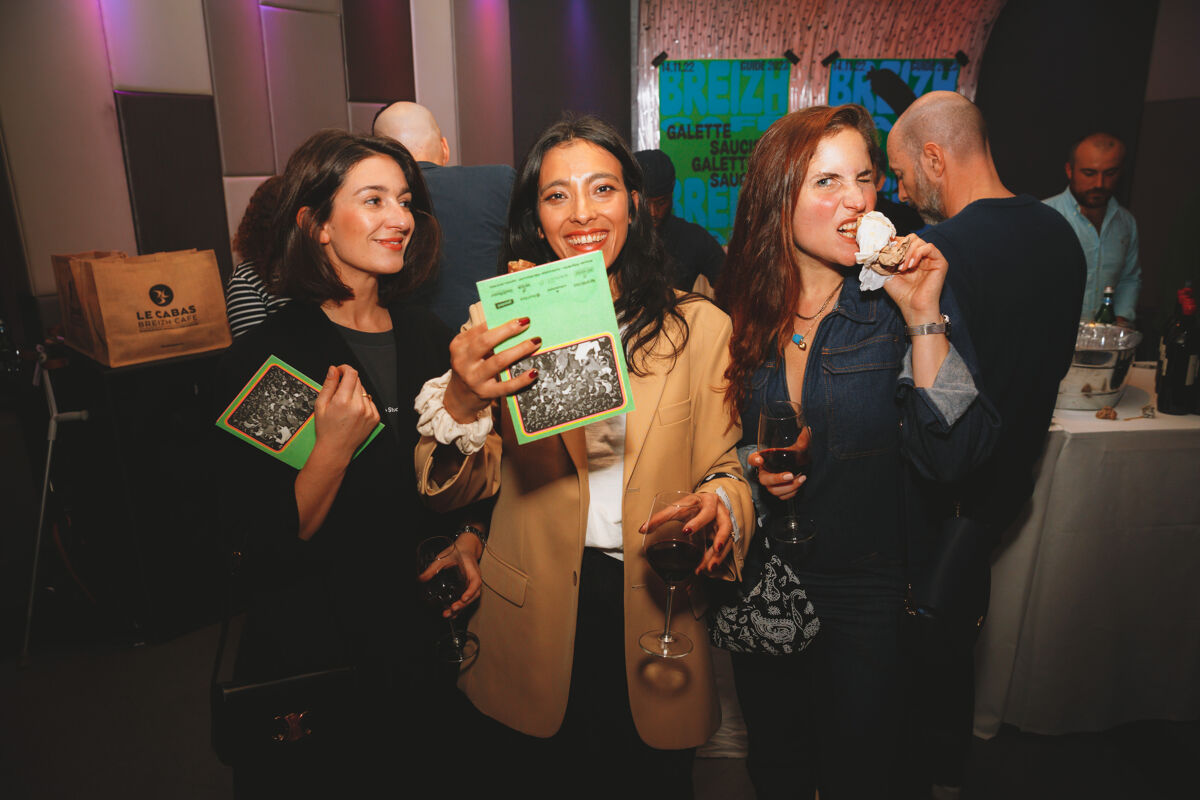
[470,548,696,799]
[730,572,905,800]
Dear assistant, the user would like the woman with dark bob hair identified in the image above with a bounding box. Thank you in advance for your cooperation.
[412,114,754,794]
[715,105,998,798]
[213,129,458,795]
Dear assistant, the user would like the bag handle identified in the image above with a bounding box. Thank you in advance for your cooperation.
[210,547,245,689]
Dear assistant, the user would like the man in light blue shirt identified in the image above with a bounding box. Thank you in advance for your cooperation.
[1044,132,1140,323]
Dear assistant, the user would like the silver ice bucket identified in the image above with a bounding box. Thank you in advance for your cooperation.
[1056,323,1143,410]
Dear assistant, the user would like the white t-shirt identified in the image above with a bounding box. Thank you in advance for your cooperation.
[584,413,626,559]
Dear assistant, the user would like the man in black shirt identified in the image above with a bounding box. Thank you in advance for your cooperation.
[889,91,1085,798]
[633,149,725,293]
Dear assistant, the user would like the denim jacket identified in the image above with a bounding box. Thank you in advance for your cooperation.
[738,279,999,574]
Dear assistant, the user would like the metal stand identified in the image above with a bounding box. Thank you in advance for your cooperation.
[20,347,89,666]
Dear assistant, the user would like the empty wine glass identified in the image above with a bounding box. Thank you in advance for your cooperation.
[757,399,815,557]
[639,490,707,659]
[416,536,479,664]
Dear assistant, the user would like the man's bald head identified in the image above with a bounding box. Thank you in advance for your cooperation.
[1067,132,1125,166]
[372,101,449,165]
[890,90,988,162]
[888,90,1009,221]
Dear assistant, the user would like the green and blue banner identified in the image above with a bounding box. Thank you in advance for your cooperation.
[828,58,960,203]
[658,59,790,245]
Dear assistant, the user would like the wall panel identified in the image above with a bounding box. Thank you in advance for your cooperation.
[115,91,233,280]
[261,4,351,171]
[99,0,214,94]
[203,0,277,175]
[1144,0,1200,103]
[510,0,631,159]
[349,101,385,135]
[263,0,341,12]
[343,0,415,103]
[410,0,460,162]
[0,0,137,297]
[453,0,513,166]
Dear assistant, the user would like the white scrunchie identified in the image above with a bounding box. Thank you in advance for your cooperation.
[414,370,493,455]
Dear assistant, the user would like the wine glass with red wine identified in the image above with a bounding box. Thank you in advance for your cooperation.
[416,536,479,664]
[757,399,815,555]
[639,491,707,659]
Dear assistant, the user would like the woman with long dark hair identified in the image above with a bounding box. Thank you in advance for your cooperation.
[413,114,753,795]
[716,105,997,799]
[213,129,454,795]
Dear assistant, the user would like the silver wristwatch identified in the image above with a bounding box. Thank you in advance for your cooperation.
[905,313,951,337]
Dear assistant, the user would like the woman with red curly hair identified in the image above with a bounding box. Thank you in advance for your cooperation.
[715,105,997,799]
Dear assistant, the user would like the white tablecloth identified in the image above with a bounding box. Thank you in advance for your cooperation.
[974,364,1200,737]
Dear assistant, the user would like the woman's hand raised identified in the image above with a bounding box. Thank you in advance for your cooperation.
[443,317,541,423]
[881,234,948,326]
[311,364,379,463]
[296,364,379,540]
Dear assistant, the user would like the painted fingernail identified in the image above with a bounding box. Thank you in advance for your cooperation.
[518,317,530,325]
[531,336,542,346]
[528,369,539,380]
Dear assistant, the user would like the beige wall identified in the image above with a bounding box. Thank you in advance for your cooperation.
[453,0,514,166]
[411,0,461,163]
[0,1,139,297]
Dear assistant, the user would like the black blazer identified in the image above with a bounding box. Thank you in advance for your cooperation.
[212,301,452,682]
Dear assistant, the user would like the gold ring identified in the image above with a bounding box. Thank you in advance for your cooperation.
[362,392,372,400]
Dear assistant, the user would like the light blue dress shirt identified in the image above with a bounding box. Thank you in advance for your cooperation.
[1044,188,1141,320]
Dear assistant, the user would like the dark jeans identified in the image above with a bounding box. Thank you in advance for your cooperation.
[470,548,695,798]
[730,572,904,800]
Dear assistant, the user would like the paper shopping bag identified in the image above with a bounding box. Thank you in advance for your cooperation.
[52,249,232,367]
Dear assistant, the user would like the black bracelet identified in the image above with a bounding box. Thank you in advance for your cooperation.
[695,471,745,489]
[454,523,487,547]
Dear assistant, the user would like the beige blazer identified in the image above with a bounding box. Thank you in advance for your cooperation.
[416,297,753,749]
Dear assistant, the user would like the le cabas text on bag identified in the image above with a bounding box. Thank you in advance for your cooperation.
[52,249,232,367]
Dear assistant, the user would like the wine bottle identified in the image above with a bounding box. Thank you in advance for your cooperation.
[1156,286,1197,415]
[1093,286,1117,324]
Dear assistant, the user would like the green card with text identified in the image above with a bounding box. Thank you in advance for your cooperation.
[477,251,634,444]
[215,355,383,468]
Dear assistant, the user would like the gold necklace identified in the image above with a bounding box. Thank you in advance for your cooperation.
[791,279,843,351]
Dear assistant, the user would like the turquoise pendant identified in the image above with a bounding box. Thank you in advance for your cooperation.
[792,333,807,350]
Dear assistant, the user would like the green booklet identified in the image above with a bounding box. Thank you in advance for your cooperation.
[214,355,383,468]
[477,250,634,444]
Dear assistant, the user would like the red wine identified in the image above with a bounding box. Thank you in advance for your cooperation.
[759,447,808,475]
[422,570,464,610]
[646,540,703,584]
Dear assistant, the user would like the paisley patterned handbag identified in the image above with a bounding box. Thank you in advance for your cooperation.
[708,536,820,655]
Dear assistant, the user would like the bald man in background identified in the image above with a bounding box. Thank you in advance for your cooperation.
[888,91,1085,799]
[1045,132,1141,323]
[374,101,515,328]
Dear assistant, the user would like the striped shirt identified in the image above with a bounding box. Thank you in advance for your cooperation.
[224,261,290,338]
